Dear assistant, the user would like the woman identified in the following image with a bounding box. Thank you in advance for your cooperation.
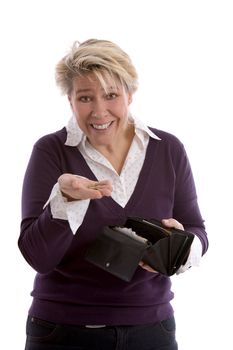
[19,39,208,350]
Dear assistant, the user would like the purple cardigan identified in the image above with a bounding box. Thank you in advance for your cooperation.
[18,126,208,325]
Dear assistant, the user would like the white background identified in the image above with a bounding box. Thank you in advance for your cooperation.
[0,1,232,349]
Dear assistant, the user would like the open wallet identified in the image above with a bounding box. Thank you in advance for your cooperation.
[85,217,194,282]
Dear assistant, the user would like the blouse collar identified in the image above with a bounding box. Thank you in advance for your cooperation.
[65,115,161,147]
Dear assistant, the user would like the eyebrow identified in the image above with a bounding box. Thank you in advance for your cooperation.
[75,88,92,95]
[75,86,119,96]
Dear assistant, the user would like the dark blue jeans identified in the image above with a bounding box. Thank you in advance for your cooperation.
[24,316,178,350]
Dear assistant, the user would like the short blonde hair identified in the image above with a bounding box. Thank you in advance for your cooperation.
[55,39,138,95]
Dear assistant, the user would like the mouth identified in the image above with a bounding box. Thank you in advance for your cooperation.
[91,121,113,130]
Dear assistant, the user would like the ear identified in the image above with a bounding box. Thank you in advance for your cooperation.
[128,93,133,105]
[68,95,73,110]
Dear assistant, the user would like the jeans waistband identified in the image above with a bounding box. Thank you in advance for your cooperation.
[85,325,106,328]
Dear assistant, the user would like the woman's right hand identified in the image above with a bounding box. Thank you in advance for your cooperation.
[58,173,113,201]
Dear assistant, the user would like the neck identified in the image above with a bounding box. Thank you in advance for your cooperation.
[96,123,135,174]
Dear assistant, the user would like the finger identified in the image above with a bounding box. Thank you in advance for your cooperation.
[88,181,113,194]
[90,188,112,197]
[90,181,113,191]
[71,178,112,199]
[139,261,158,273]
[72,177,112,188]
[72,178,97,190]
[79,184,103,197]
[162,218,184,230]
[99,188,112,196]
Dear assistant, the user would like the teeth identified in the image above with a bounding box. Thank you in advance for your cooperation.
[92,122,112,130]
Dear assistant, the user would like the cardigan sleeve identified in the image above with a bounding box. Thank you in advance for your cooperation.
[18,139,75,273]
[171,141,209,255]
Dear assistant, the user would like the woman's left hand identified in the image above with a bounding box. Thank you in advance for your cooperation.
[139,261,158,273]
[139,217,184,273]
[161,218,184,231]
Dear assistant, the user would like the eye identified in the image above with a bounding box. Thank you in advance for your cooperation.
[105,93,117,100]
[79,96,92,103]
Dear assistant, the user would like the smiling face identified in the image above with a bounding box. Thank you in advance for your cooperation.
[68,73,133,151]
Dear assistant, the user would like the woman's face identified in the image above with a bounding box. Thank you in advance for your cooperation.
[68,73,133,150]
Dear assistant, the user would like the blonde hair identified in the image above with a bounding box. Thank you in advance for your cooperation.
[55,39,138,95]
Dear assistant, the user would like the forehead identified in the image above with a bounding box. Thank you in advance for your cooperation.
[72,72,121,92]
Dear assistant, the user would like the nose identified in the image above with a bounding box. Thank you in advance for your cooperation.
[91,99,108,118]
